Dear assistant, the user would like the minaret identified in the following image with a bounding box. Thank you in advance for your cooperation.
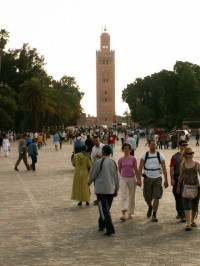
[96,27,115,126]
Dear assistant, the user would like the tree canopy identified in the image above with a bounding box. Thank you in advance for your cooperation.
[122,61,200,128]
[0,30,84,131]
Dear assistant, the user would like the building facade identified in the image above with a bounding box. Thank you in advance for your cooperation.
[96,28,115,126]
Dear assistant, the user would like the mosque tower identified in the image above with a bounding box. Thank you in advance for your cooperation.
[96,27,115,126]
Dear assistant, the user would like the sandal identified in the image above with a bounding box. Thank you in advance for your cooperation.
[120,215,126,221]
[191,222,197,227]
[185,225,192,231]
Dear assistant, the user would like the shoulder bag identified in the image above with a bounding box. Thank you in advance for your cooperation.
[182,163,199,199]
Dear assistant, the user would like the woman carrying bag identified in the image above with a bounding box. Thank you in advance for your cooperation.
[177,147,200,231]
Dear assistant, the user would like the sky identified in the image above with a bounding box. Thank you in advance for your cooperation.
[1,0,200,117]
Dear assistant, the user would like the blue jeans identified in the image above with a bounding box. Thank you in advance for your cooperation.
[96,194,115,234]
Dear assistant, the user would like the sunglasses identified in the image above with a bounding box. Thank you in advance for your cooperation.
[185,152,194,155]
[181,144,188,147]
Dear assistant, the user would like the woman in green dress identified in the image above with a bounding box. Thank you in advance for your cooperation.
[71,145,92,206]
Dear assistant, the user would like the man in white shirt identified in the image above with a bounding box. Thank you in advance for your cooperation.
[179,132,186,141]
[137,140,168,222]
[91,136,104,164]
[126,134,136,156]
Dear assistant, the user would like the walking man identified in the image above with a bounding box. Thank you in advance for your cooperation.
[89,145,119,235]
[90,136,104,205]
[126,133,136,156]
[14,134,31,171]
[28,138,38,171]
[137,139,168,222]
[170,140,188,222]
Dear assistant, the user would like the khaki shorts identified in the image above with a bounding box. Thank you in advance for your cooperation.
[143,176,163,202]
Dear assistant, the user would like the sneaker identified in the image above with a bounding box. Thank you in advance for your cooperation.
[147,206,152,218]
[14,167,19,171]
[151,216,158,222]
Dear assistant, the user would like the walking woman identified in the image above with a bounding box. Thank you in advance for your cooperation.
[118,143,138,221]
[71,145,92,206]
[2,134,10,157]
[177,147,200,231]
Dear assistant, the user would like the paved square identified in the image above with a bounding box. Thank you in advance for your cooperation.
[1,137,200,265]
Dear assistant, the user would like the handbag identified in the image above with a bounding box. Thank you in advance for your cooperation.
[182,184,198,199]
[182,162,199,199]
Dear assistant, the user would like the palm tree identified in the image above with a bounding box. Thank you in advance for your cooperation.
[19,77,55,130]
[0,29,9,73]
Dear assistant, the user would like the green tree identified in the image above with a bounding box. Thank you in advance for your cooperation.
[52,76,84,126]
[0,29,9,73]
[19,78,55,131]
[15,43,51,91]
[122,61,200,128]
[174,61,200,124]
[0,84,17,129]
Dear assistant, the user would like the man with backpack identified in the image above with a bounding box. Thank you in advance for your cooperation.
[137,139,168,222]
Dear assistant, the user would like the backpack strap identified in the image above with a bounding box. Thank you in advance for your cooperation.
[144,151,161,171]
[157,151,161,164]
[99,157,106,172]
[99,157,117,174]
[144,151,149,165]
[111,159,118,171]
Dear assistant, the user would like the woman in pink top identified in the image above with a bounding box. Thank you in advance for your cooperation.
[118,143,138,221]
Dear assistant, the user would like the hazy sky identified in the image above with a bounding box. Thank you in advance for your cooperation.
[1,0,200,116]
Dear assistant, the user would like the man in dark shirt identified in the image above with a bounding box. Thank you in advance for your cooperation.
[170,140,188,222]
[14,134,31,171]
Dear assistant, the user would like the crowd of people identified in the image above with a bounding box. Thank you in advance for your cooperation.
[1,127,200,235]
[70,129,200,235]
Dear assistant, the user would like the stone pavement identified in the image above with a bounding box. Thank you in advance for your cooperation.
[1,137,200,266]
